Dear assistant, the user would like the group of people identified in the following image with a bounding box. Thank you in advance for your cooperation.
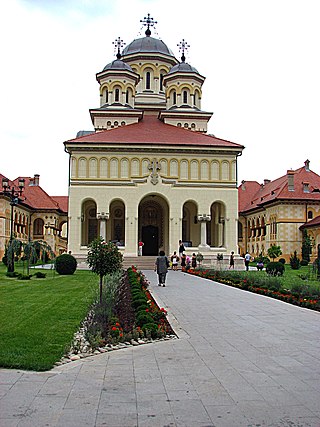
[154,240,197,287]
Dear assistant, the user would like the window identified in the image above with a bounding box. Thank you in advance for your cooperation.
[173,91,176,105]
[34,218,44,236]
[146,72,151,89]
[183,90,188,104]
[160,73,164,91]
[105,90,108,103]
[308,211,313,219]
[126,90,129,103]
[115,88,119,102]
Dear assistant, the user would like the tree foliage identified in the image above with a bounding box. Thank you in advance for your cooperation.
[301,229,312,263]
[87,237,123,303]
[267,245,282,261]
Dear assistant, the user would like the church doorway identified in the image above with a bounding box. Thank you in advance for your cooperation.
[141,225,159,255]
[138,195,169,256]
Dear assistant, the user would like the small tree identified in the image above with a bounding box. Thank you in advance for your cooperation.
[23,240,55,275]
[290,250,301,270]
[301,229,312,263]
[87,237,123,303]
[267,245,282,261]
[5,238,23,273]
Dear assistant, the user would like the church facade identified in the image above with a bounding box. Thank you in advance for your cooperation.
[64,16,243,262]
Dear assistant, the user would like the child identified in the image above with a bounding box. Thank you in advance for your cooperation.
[171,251,179,271]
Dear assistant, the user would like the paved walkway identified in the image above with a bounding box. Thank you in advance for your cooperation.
[1,271,320,427]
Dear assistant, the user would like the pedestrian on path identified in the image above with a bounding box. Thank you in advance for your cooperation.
[180,253,186,271]
[244,251,251,271]
[229,251,235,269]
[171,251,179,271]
[191,253,197,269]
[155,250,170,287]
[178,240,185,257]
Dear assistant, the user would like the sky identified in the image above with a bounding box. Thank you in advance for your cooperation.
[1,0,319,196]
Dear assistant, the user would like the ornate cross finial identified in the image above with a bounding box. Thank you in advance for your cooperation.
[140,13,157,37]
[148,159,161,185]
[112,37,126,59]
[177,39,190,62]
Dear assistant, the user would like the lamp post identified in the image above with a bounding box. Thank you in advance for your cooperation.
[1,178,25,272]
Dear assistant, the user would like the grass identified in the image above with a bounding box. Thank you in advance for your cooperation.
[0,262,97,371]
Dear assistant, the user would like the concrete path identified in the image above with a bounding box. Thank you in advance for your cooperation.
[1,270,320,427]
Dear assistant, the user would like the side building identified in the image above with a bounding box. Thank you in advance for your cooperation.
[238,160,320,261]
[0,173,68,260]
[64,16,244,264]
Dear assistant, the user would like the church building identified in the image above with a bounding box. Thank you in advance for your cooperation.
[64,15,244,264]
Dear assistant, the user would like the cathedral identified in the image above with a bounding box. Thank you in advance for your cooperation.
[64,15,244,264]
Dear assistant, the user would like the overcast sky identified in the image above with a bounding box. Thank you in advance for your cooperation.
[1,0,319,196]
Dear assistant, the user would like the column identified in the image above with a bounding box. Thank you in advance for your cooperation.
[197,214,211,250]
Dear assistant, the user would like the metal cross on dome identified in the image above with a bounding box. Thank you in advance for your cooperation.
[140,13,157,36]
[112,37,126,59]
[177,39,190,62]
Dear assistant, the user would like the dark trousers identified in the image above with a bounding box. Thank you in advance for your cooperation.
[158,272,167,284]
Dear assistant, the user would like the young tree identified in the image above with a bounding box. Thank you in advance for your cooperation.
[267,245,282,261]
[23,240,55,275]
[301,229,312,263]
[5,238,23,273]
[87,237,123,303]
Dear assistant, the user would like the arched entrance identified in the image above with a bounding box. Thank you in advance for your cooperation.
[138,196,169,256]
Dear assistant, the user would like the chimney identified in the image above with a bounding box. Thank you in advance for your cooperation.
[264,179,271,185]
[241,180,246,190]
[34,174,40,186]
[287,170,294,191]
[304,159,310,171]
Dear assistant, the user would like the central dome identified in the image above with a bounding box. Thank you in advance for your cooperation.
[122,36,175,57]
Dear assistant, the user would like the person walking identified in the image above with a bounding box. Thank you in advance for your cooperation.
[171,251,179,271]
[191,253,197,269]
[229,251,235,269]
[244,251,251,271]
[155,250,170,287]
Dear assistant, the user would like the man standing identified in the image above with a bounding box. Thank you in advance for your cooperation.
[244,251,251,271]
[155,250,170,287]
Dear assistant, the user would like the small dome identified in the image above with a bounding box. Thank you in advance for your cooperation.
[122,36,175,57]
[103,59,133,72]
[168,62,199,74]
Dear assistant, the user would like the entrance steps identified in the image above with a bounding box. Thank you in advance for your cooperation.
[122,256,156,270]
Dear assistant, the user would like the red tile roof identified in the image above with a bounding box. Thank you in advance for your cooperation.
[1,175,67,213]
[65,114,243,149]
[239,164,320,213]
[300,215,320,229]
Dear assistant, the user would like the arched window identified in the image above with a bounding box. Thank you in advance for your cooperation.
[308,211,313,219]
[105,90,108,103]
[33,218,44,237]
[183,90,188,104]
[160,73,164,91]
[126,90,129,103]
[146,72,151,89]
[173,91,177,105]
[115,88,120,102]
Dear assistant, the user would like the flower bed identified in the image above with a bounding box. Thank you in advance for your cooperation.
[187,269,320,311]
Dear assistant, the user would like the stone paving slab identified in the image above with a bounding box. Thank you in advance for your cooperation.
[1,270,320,426]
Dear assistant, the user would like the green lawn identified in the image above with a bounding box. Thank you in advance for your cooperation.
[0,263,97,371]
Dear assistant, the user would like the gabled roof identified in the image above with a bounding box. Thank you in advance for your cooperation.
[1,174,68,213]
[239,162,320,213]
[64,115,243,149]
[300,215,320,229]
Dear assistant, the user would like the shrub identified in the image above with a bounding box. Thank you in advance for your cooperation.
[290,251,300,270]
[279,258,286,264]
[300,259,309,266]
[55,253,77,275]
[132,298,148,310]
[135,311,154,327]
[5,271,19,278]
[17,274,32,280]
[34,271,46,278]
[141,323,158,338]
[266,262,285,276]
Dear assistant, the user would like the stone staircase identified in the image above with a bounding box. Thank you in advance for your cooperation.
[122,256,156,270]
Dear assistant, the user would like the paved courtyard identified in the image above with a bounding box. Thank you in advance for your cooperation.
[1,270,320,426]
